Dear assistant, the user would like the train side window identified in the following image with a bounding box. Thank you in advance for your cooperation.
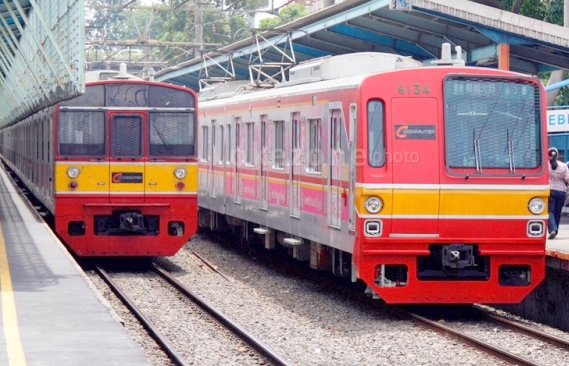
[308,119,322,173]
[227,124,232,164]
[58,110,106,157]
[112,115,142,158]
[367,100,386,167]
[246,122,255,166]
[149,112,195,157]
[219,125,224,164]
[201,126,209,162]
[274,120,285,169]
[292,116,300,150]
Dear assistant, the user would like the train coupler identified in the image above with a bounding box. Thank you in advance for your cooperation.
[120,212,144,232]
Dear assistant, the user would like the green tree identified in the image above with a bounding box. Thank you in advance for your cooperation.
[259,3,308,29]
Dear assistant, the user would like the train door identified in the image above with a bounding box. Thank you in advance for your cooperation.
[234,118,242,204]
[291,113,301,217]
[328,108,343,228]
[260,116,268,210]
[209,120,216,198]
[390,98,439,234]
[109,112,145,203]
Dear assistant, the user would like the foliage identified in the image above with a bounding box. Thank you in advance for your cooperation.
[471,0,564,21]
[86,0,255,67]
[259,3,308,29]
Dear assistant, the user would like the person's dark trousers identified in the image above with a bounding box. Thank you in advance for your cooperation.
[549,189,567,235]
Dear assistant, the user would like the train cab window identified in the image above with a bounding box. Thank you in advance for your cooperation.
[106,84,148,107]
[274,120,285,169]
[367,100,386,167]
[59,85,105,107]
[112,115,142,157]
[444,77,541,171]
[246,122,255,166]
[149,112,196,157]
[308,119,322,173]
[58,110,106,157]
[148,85,195,108]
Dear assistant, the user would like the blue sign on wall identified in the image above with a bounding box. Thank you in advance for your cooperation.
[547,109,569,132]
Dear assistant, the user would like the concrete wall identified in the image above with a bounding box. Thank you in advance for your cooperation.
[499,264,569,332]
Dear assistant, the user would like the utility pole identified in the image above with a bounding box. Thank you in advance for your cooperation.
[195,0,203,58]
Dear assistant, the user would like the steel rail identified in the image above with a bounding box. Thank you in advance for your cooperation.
[476,309,569,352]
[402,309,542,366]
[190,250,232,281]
[95,266,190,366]
[152,262,294,366]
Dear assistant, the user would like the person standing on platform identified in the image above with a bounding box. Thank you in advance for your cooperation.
[548,147,569,239]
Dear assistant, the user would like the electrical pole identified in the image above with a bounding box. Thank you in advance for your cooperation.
[195,0,203,58]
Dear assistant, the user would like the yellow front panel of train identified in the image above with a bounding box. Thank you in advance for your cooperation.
[55,162,109,192]
[54,162,198,196]
[145,162,198,193]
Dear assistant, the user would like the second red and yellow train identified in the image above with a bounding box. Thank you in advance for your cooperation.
[196,49,548,304]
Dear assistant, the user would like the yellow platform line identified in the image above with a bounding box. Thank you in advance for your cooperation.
[0,222,26,365]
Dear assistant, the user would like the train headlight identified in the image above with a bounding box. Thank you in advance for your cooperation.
[364,196,383,214]
[67,166,80,179]
[528,198,545,215]
[174,167,187,179]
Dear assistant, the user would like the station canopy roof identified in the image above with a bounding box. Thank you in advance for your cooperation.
[0,1,84,128]
[156,0,569,93]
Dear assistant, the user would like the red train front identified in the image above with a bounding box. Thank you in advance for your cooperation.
[0,69,199,256]
[198,50,548,304]
[354,68,547,304]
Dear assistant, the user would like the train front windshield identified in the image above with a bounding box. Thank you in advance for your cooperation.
[58,83,196,158]
[444,76,542,173]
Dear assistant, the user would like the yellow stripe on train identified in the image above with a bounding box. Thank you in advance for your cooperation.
[55,162,198,192]
[355,187,548,216]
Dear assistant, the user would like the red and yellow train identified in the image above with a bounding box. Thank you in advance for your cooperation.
[197,49,548,304]
[0,66,198,256]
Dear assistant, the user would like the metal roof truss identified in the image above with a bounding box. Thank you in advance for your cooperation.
[0,0,84,128]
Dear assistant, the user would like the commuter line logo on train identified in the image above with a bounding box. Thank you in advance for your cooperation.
[394,124,436,139]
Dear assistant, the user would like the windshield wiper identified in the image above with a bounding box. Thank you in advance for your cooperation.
[474,128,482,174]
[507,129,516,173]
[154,124,171,151]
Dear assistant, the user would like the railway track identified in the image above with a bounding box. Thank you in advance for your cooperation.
[95,262,293,366]
[402,306,569,366]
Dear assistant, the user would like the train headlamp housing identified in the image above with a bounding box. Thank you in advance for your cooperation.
[364,196,383,214]
[174,167,187,179]
[67,166,80,179]
[528,198,545,215]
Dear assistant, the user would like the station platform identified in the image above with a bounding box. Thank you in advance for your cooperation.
[0,168,149,365]
[546,214,569,270]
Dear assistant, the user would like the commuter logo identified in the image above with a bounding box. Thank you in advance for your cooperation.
[112,172,143,183]
[395,124,436,139]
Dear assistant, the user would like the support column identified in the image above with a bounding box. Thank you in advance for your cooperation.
[498,43,510,70]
